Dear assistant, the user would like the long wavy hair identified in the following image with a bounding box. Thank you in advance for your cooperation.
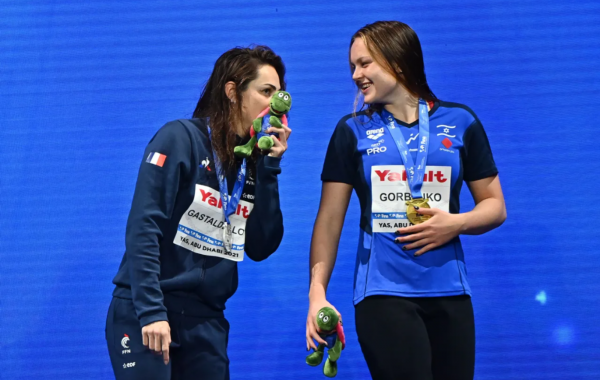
[193,45,286,171]
[350,21,437,117]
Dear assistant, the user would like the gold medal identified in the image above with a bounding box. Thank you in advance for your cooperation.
[406,198,431,225]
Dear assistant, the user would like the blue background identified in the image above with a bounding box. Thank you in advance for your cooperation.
[1,0,599,379]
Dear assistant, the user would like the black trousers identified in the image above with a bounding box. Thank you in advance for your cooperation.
[106,297,230,380]
[355,295,475,380]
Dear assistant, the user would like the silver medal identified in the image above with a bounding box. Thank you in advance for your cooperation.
[223,223,233,253]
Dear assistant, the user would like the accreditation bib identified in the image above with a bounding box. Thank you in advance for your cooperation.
[173,184,253,261]
[371,165,451,233]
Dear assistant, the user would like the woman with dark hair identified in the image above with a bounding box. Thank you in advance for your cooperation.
[306,21,506,380]
[106,45,291,380]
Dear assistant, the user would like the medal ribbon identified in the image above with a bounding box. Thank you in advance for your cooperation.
[207,125,246,232]
[381,99,430,199]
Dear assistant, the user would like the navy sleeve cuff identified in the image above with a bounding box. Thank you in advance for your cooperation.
[140,312,169,328]
[465,168,499,183]
[321,175,354,186]
[263,155,282,170]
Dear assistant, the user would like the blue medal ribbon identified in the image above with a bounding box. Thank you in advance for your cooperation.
[207,125,246,251]
[381,99,430,199]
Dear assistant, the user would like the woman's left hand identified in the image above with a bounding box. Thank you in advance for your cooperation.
[265,125,292,158]
[395,208,464,256]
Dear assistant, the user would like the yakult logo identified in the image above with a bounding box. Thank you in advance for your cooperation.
[374,169,448,183]
[366,128,384,140]
[199,189,250,218]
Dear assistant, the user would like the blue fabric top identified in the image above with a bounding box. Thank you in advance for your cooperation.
[321,101,498,303]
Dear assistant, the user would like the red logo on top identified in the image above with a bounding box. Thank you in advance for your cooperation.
[442,138,452,149]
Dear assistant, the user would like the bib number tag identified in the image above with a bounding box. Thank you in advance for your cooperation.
[173,184,252,261]
[371,165,451,233]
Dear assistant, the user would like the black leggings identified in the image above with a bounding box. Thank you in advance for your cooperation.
[355,295,475,380]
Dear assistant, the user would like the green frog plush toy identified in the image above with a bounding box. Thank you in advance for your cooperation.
[306,307,346,378]
[234,90,292,157]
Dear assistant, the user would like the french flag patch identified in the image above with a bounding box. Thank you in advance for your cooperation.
[146,152,167,167]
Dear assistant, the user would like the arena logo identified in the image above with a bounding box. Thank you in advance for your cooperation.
[366,127,384,140]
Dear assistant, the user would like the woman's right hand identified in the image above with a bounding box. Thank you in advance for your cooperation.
[142,320,171,365]
[306,296,342,351]
[266,125,292,158]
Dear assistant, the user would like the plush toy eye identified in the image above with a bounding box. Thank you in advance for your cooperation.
[278,92,284,98]
[284,95,289,101]
[318,312,324,318]
[323,316,330,323]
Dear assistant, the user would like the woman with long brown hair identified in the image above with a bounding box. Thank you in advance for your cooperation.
[306,21,506,379]
[106,45,291,380]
